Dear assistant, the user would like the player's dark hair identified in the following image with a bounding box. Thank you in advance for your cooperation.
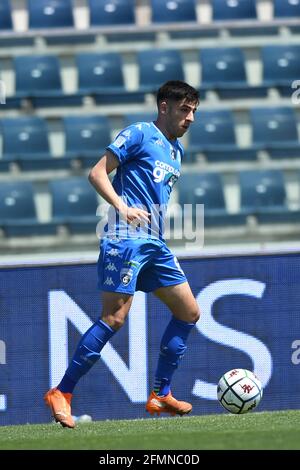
[156,80,199,107]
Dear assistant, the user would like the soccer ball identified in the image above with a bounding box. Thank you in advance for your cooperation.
[217,368,263,414]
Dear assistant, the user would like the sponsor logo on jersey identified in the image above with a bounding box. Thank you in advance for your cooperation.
[153,160,180,184]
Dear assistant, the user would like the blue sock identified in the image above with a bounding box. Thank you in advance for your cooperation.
[154,317,195,397]
[58,319,116,393]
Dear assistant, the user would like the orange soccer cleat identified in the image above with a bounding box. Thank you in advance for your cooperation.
[146,390,192,416]
[44,388,75,429]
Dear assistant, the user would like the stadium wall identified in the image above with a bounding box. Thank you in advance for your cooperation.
[0,251,299,425]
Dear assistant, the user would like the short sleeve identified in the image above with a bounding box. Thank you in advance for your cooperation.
[107,124,144,164]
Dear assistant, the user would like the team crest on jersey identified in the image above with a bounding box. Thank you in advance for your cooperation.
[170,147,176,160]
[120,267,134,286]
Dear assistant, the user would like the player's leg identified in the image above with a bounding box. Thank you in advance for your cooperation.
[44,291,133,428]
[147,281,200,416]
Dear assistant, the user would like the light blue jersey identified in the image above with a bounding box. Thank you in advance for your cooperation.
[106,121,183,240]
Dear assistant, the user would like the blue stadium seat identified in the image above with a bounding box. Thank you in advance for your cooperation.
[63,115,111,168]
[89,0,135,25]
[123,113,157,128]
[211,0,275,36]
[0,0,12,29]
[151,0,197,23]
[88,0,154,42]
[178,172,246,226]
[262,45,300,96]
[28,0,90,45]
[188,110,257,162]
[137,50,184,93]
[250,107,300,158]
[1,117,70,171]
[274,0,300,18]
[239,170,298,223]
[200,47,267,99]
[212,0,257,20]
[50,177,99,233]
[14,55,81,107]
[0,181,56,236]
[76,53,144,104]
[28,0,74,28]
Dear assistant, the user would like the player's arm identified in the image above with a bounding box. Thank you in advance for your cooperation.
[88,150,150,224]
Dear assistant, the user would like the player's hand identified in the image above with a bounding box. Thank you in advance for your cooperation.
[119,206,150,226]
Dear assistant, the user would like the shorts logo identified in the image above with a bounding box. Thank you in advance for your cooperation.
[120,267,133,286]
[104,276,115,286]
[105,262,118,272]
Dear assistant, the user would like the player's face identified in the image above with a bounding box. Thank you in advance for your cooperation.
[166,99,197,139]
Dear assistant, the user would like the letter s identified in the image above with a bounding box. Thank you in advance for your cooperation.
[193,279,273,400]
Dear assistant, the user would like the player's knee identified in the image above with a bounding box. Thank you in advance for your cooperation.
[189,304,200,324]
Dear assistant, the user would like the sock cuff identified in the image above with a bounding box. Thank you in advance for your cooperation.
[97,319,116,336]
[170,317,196,331]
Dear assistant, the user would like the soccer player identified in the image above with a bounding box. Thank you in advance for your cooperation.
[45,80,200,428]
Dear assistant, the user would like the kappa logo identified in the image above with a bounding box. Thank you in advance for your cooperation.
[107,248,122,257]
[154,138,165,148]
[105,262,118,272]
[104,276,115,286]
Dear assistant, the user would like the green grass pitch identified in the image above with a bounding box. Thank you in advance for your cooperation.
[0,410,299,450]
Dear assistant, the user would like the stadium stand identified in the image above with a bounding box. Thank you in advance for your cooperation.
[28,0,74,28]
[1,0,300,252]
[151,0,197,23]
[239,169,300,223]
[63,115,111,168]
[200,47,267,99]
[0,181,56,236]
[250,107,300,158]
[137,49,185,93]
[0,0,12,30]
[262,45,300,97]
[88,0,136,26]
[188,110,257,162]
[49,177,100,233]
[178,172,246,226]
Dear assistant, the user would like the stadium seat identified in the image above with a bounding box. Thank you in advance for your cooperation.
[137,50,184,93]
[50,177,100,233]
[239,170,299,223]
[200,47,267,99]
[0,0,12,29]
[28,0,74,28]
[212,0,257,20]
[89,0,135,25]
[76,53,144,104]
[151,0,197,23]
[63,115,111,168]
[211,0,275,36]
[178,172,246,226]
[188,110,257,162]
[0,181,56,236]
[124,113,157,128]
[14,55,81,107]
[274,0,300,18]
[250,107,300,158]
[262,45,300,96]
[0,117,70,171]
[88,0,154,42]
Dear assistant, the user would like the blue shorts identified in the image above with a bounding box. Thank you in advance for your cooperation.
[97,238,187,294]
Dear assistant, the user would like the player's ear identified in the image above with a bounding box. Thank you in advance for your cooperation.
[159,100,167,115]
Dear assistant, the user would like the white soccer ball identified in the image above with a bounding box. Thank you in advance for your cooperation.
[217,368,263,414]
